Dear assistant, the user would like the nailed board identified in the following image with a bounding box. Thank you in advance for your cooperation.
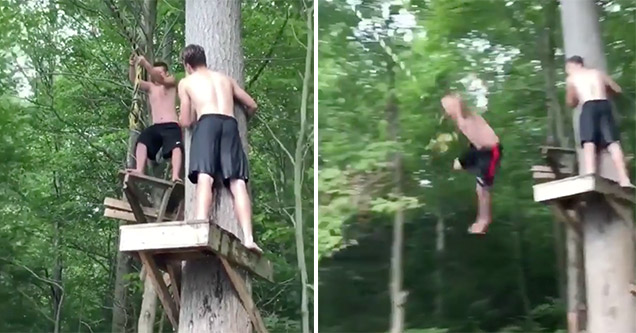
[119,220,274,282]
[533,173,635,204]
[118,170,185,213]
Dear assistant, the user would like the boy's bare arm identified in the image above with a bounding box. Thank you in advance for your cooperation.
[231,78,257,114]
[129,55,151,91]
[602,71,622,95]
[137,56,177,88]
[565,80,579,107]
[178,80,193,127]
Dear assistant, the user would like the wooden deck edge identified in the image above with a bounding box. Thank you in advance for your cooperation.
[533,174,635,204]
[119,220,274,282]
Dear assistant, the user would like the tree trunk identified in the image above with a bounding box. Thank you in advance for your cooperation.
[434,212,444,323]
[513,224,531,318]
[137,272,158,333]
[136,1,161,330]
[539,2,584,331]
[179,1,251,332]
[111,252,132,333]
[560,1,636,332]
[293,3,313,333]
[387,61,406,333]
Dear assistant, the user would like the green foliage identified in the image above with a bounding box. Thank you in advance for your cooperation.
[319,0,635,332]
[0,1,312,332]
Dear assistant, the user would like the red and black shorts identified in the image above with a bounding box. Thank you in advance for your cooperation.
[458,144,503,188]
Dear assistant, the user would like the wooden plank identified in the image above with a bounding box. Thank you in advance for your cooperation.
[123,174,148,224]
[540,146,576,155]
[220,258,269,333]
[104,197,161,218]
[119,220,274,282]
[156,185,175,222]
[533,174,636,204]
[139,252,179,328]
[104,208,136,222]
[119,170,174,188]
[531,165,573,174]
[533,172,556,180]
[120,220,210,251]
[166,263,181,307]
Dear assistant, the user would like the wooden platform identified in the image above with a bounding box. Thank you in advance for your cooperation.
[120,220,274,282]
[533,173,635,204]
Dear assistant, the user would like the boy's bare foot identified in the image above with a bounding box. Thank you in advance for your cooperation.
[619,181,635,188]
[468,221,490,235]
[244,241,263,255]
[172,177,182,183]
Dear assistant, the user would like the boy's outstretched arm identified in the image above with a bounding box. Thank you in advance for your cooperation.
[231,78,257,115]
[129,54,151,91]
[137,55,177,88]
[602,72,622,95]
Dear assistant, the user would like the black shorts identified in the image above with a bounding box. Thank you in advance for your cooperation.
[137,122,183,160]
[188,114,249,184]
[459,144,503,188]
[580,99,620,147]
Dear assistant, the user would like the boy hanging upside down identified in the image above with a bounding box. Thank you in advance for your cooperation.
[441,93,502,235]
[177,44,262,254]
[564,55,632,187]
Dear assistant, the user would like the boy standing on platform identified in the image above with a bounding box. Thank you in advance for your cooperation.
[565,55,632,187]
[177,44,262,254]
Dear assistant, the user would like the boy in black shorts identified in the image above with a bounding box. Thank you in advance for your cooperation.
[442,93,502,234]
[565,55,632,187]
[127,54,183,182]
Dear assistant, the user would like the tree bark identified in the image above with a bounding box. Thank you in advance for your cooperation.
[293,3,313,333]
[387,61,406,333]
[135,1,161,330]
[539,2,585,331]
[179,1,251,332]
[560,1,636,332]
[137,272,158,333]
[434,212,444,323]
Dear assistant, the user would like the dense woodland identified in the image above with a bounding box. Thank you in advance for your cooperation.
[0,0,313,332]
[318,0,635,332]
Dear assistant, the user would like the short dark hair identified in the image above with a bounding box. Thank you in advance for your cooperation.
[566,55,584,66]
[153,61,169,72]
[181,44,207,68]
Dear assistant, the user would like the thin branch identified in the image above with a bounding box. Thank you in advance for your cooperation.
[247,8,291,89]
[256,114,295,164]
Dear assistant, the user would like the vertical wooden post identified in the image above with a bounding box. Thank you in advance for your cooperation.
[559,1,636,332]
[178,1,252,332]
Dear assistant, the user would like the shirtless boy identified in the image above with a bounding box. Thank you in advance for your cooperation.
[565,55,631,186]
[127,54,183,182]
[441,93,502,234]
[177,44,261,253]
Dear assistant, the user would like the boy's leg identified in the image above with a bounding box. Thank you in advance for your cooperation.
[170,147,182,182]
[229,179,262,254]
[127,142,147,175]
[583,142,596,174]
[607,142,632,186]
[469,182,491,234]
[194,173,214,220]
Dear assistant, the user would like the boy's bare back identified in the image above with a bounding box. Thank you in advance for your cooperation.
[568,68,611,103]
[181,69,237,119]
